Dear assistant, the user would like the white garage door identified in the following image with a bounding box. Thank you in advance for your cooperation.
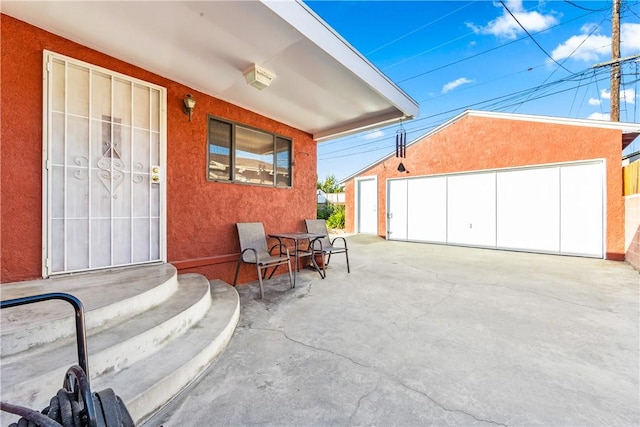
[560,162,604,256]
[408,177,447,243]
[496,167,560,252]
[387,179,408,240]
[447,172,497,247]
[386,160,604,258]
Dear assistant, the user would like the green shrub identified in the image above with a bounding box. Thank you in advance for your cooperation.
[326,205,345,229]
[317,204,333,220]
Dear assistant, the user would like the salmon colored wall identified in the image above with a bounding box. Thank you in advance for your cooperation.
[625,195,640,270]
[0,15,317,283]
[344,180,356,234]
[344,114,626,260]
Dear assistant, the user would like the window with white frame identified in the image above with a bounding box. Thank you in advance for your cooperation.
[208,116,292,187]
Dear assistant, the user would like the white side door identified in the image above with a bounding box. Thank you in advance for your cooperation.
[387,179,408,240]
[356,177,377,234]
[43,51,166,276]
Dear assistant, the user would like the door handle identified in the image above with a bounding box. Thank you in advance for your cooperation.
[151,165,161,183]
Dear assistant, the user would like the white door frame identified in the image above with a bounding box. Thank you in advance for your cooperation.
[354,176,378,234]
[42,50,167,277]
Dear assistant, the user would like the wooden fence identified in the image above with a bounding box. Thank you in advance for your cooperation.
[624,159,640,195]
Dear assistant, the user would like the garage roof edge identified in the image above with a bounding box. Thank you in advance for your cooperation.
[340,109,640,184]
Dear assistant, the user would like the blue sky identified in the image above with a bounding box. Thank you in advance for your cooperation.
[305,0,640,182]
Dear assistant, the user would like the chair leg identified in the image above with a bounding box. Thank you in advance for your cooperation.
[286,259,294,289]
[320,251,326,279]
[267,264,279,279]
[345,250,350,273]
[233,259,242,286]
[256,265,265,299]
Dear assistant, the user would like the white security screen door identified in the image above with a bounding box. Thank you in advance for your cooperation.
[43,51,166,276]
[357,177,377,234]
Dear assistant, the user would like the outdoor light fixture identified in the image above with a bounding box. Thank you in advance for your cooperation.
[243,64,276,90]
[183,94,196,121]
[397,162,407,173]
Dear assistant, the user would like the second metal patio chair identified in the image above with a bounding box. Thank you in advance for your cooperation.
[233,222,293,299]
[304,219,350,278]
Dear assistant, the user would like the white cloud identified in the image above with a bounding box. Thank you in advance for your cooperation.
[621,23,640,56]
[466,0,557,40]
[363,130,384,140]
[442,77,473,94]
[551,25,610,62]
[551,22,640,64]
[587,89,636,120]
[622,89,637,105]
[598,89,635,104]
[587,112,609,120]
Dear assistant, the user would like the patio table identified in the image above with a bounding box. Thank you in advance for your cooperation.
[268,232,325,286]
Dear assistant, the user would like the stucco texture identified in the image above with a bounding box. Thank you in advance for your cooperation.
[1,14,316,283]
[344,114,626,260]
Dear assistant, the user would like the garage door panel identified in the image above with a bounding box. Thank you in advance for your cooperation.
[388,179,408,240]
[560,163,603,257]
[497,168,560,252]
[407,177,447,242]
[447,173,496,247]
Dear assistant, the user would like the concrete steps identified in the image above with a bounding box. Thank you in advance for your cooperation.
[0,265,239,425]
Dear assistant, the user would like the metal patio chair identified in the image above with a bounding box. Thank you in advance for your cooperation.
[233,222,293,298]
[304,219,350,278]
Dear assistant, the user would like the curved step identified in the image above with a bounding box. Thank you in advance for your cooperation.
[0,274,210,416]
[1,264,178,357]
[94,280,240,425]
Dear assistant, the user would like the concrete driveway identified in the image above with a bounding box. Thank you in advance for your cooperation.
[150,235,639,426]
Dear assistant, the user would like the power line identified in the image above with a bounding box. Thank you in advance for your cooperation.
[499,0,573,73]
[622,1,640,19]
[319,68,615,160]
[321,65,612,153]
[563,0,610,13]
[396,8,601,84]
[510,16,609,113]
[366,1,475,56]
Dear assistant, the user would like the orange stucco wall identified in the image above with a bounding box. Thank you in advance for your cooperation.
[0,15,317,283]
[345,114,626,260]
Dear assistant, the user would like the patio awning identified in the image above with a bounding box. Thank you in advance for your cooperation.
[1,0,419,142]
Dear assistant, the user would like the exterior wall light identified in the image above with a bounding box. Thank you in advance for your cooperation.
[184,94,196,121]
[243,64,276,90]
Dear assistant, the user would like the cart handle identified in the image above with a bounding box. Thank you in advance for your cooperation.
[1,293,90,382]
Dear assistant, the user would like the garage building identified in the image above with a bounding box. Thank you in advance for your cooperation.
[342,110,640,260]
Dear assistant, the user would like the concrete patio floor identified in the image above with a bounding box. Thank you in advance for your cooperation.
[149,235,639,426]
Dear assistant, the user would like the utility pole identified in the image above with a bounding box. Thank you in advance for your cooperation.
[610,0,621,122]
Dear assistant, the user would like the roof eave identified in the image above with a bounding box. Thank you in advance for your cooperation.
[263,0,419,130]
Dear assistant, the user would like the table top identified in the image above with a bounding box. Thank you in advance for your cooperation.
[269,232,325,241]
